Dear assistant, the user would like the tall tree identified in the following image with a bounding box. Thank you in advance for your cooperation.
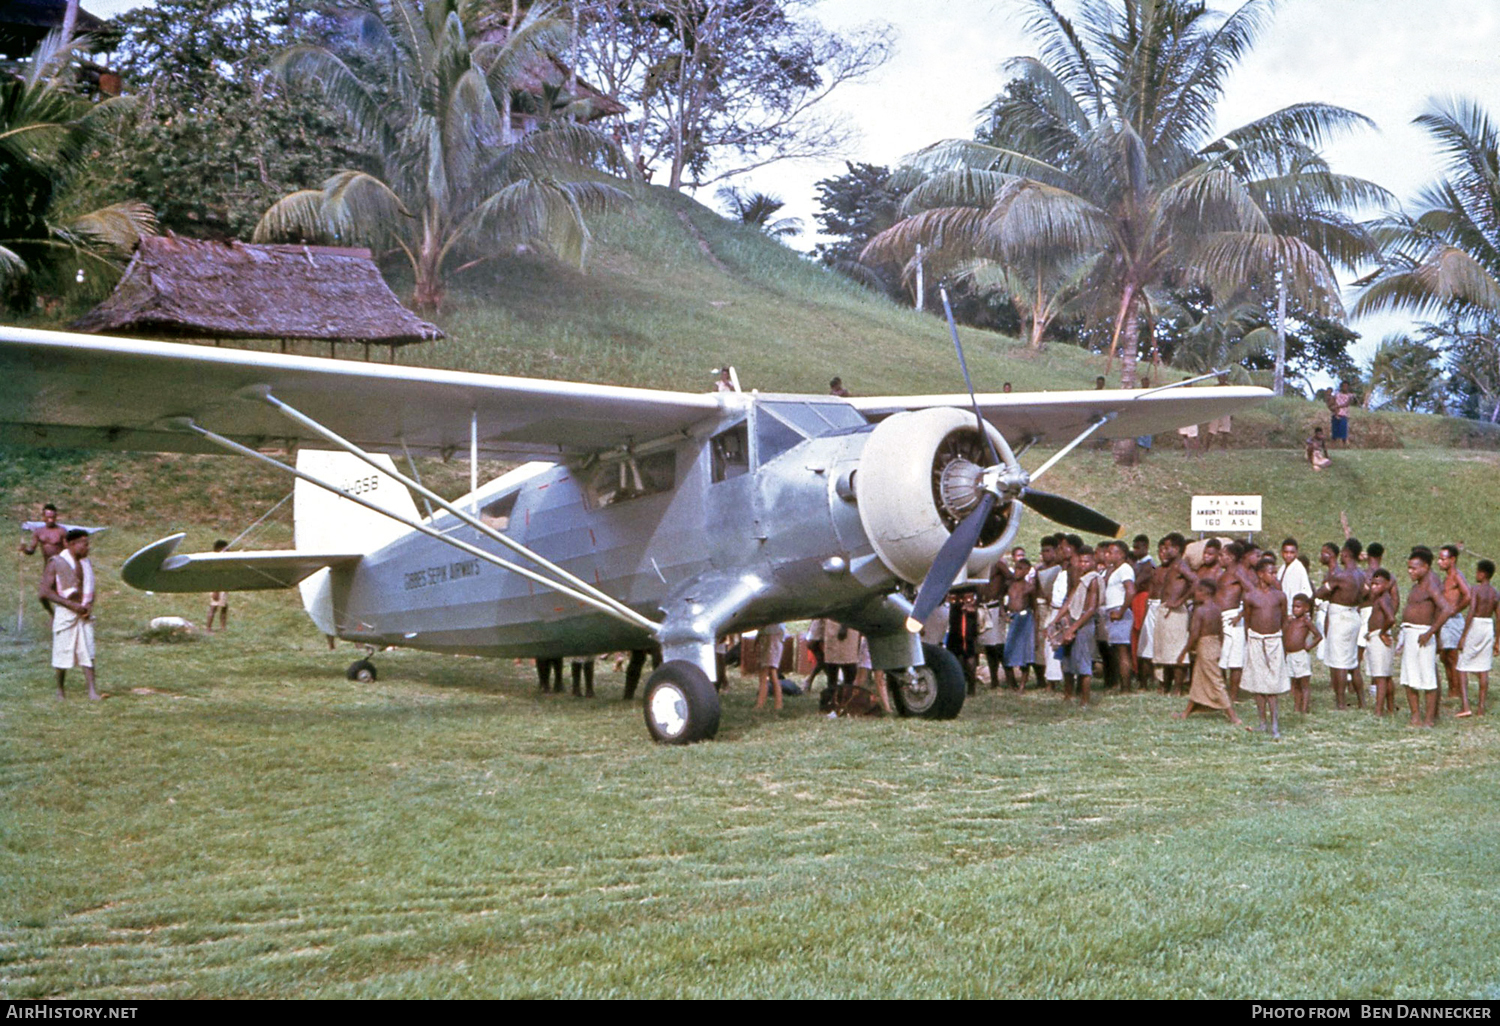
[0,30,155,308]
[254,0,633,311]
[1356,98,1500,324]
[862,0,1378,461]
[1355,98,1500,423]
[573,0,892,189]
[96,0,348,241]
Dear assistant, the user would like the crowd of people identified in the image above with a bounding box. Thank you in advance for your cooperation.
[959,532,1496,736]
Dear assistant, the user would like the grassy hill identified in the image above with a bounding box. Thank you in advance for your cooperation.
[6,185,1500,1000]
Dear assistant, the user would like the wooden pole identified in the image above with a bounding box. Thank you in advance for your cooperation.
[914,243,925,312]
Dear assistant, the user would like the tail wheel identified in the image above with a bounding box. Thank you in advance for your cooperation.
[346,659,376,683]
[891,643,966,720]
[643,661,721,744]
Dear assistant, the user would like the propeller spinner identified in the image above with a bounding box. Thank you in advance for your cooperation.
[905,288,1124,632]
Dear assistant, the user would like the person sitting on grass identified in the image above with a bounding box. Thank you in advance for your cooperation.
[1173,578,1246,728]
[1284,594,1322,714]
[1306,427,1332,470]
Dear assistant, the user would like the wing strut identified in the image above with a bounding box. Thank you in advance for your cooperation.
[171,417,663,638]
[257,390,655,634]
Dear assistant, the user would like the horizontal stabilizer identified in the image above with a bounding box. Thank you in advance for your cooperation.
[122,533,362,593]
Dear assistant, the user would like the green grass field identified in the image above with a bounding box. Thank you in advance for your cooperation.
[5,185,1500,998]
[1,559,1497,999]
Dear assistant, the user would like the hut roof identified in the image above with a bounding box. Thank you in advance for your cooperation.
[72,236,444,346]
[0,1,104,57]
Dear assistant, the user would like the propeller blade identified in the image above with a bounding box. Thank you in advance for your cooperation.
[1020,488,1124,539]
[906,491,997,632]
[938,284,1001,467]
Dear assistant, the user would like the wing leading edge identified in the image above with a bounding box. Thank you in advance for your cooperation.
[851,386,1273,443]
[0,326,725,460]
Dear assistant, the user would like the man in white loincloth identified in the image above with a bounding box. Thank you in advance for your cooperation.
[1455,560,1497,717]
[1399,547,1454,728]
[38,528,100,701]
[1316,539,1368,710]
[1242,558,1290,737]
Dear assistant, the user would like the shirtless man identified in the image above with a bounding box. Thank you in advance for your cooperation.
[1365,569,1399,717]
[1157,534,1197,695]
[1242,558,1290,737]
[999,558,1035,689]
[1436,544,1472,703]
[1358,542,1393,697]
[1455,559,1497,717]
[1135,543,1161,688]
[19,503,68,614]
[1173,579,1245,726]
[1400,547,1455,728]
[1313,542,1339,665]
[1216,541,1249,703]
[1284,594,1322,714]
[1316,538,1368,710]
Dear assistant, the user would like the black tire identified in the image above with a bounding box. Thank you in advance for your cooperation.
[891,642,966,720]
[642,660,720,745]
[346,659,377,683]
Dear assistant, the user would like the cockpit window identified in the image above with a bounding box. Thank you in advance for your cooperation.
[759,400,865,437]
[755,410,805,465]
[711,423,749,482]
[480,491,518,530]
[586,450,676,508]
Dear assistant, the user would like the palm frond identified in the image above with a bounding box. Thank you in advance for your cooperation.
[252,171,410,247]
[1189,231,1343,317]
[268,46,397,156]
[66,202,157,253]
[900,170,1021,215]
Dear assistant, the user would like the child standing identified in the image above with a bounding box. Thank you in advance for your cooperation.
[1284,594,1322,714]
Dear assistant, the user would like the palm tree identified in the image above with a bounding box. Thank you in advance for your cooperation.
[862,0,1380,460]
[0,30,155,297]
[716,186,802,239]
[1365,334,1445,412]
[1355,98,1500,323]
[253,0,633,312]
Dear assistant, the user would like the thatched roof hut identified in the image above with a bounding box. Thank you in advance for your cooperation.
[72,236,443,359]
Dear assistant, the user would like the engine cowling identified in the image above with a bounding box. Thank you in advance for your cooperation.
[853,407,1022,585]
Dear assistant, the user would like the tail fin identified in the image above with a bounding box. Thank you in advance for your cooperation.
[294,449,419,554]
[295,450,419,639]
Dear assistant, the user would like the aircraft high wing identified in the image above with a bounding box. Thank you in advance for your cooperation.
[1,325,1272,745]
[0,327,1269,456]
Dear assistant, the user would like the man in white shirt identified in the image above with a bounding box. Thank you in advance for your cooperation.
[1100,540,1137,691]
[1277,537,1313,614]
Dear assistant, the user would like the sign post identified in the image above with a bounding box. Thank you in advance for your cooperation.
[1190,495,1262,534]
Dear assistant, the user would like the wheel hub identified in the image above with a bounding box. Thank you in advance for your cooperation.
[648,684,689,738]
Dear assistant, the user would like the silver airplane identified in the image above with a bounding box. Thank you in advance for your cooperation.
[0,325,1269,743]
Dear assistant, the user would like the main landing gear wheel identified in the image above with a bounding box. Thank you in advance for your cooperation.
[643,661,720,745]
[891,642,966,720]
[346,659,377,683]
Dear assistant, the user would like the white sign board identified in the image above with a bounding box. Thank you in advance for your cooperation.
[1190,495,1262,533]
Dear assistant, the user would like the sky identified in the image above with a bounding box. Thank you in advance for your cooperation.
[82,0,1500,365]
